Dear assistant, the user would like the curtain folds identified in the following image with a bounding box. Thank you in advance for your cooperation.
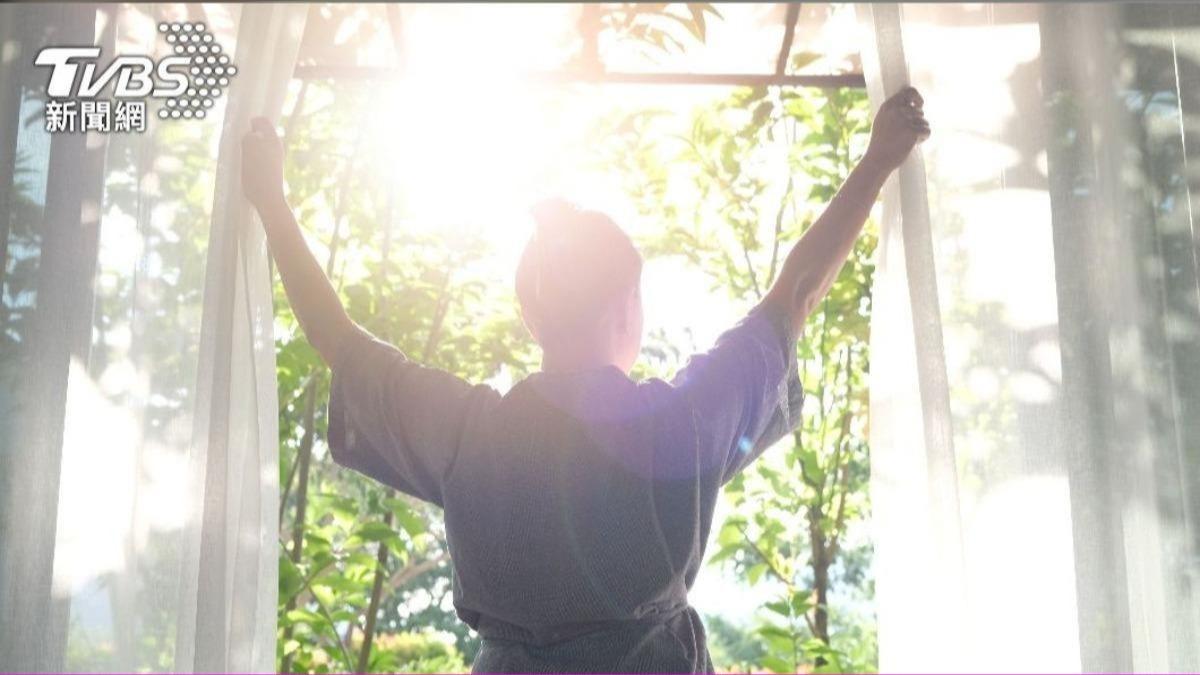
[0,4,305,672]
[178,5,306,672]
[0,5,108,670]
[861,3,1200,672]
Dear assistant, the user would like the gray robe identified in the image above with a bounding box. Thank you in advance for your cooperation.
[328,305,803,673]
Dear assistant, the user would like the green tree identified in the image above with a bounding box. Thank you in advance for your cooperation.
[602,79,877,673]
[273,7,878,673]
[273,80,538,673]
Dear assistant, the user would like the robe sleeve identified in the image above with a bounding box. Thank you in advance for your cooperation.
[327,326,500,506]
[670,303,804,483]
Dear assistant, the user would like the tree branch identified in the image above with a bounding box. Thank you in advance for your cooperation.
[736,521,790,588]
[280,379,316,673]
[387,551,450,592]
[357,271,454,669]
[819,348,853,501]
[741,243,762,299]
[765,175,793,289]
[311,588,356,673]
[356,509,394,673]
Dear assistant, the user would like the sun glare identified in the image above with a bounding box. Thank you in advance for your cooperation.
[343,5,836,364]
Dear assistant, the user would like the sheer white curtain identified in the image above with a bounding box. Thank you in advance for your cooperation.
[860,3,1200,672]
[0,4,305,672]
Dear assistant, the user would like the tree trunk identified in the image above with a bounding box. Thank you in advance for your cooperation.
[354,264,453,669]
[808,502,832,667]
[356,509,394,672]
[280,379,317,673]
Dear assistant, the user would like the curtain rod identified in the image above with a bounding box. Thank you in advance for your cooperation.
[291,65,866,89]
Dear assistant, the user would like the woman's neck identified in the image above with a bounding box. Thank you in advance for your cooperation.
[540,349,619,375]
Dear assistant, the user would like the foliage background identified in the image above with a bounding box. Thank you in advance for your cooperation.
[272,5,876,672]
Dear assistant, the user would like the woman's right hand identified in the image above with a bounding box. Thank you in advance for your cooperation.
[862,86,930,173]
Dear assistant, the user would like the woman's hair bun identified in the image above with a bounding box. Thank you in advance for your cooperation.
[530,198,580,239]
[516,197,642,347]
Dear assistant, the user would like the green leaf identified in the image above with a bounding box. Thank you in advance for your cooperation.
[310,573,362,594]
[352,521,397,543]
[308,549,336,570]
[717,521,743,547]
[313,492,359,519]
[747,562,768,585]
[688,5,707,38]
[752,100,775,129]
[790,50,823,72]
[764,599,790,617]
[303,532,333,554]
[707,544,738,565]
[662,10,704,42]
[311,583,336,608]
[344,551,377,568]
[791,589,813,615]
[278,554,304,601]
[802,637,836,656]
[799,447,825,486]
[393,505,427,539]
[698,3,723,21]
[761,654,793,674]
[285,608,327,629]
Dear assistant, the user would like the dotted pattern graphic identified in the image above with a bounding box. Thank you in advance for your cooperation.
[156,21,237,120]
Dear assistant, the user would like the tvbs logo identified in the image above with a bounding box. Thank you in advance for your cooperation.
[35,21,237,133]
